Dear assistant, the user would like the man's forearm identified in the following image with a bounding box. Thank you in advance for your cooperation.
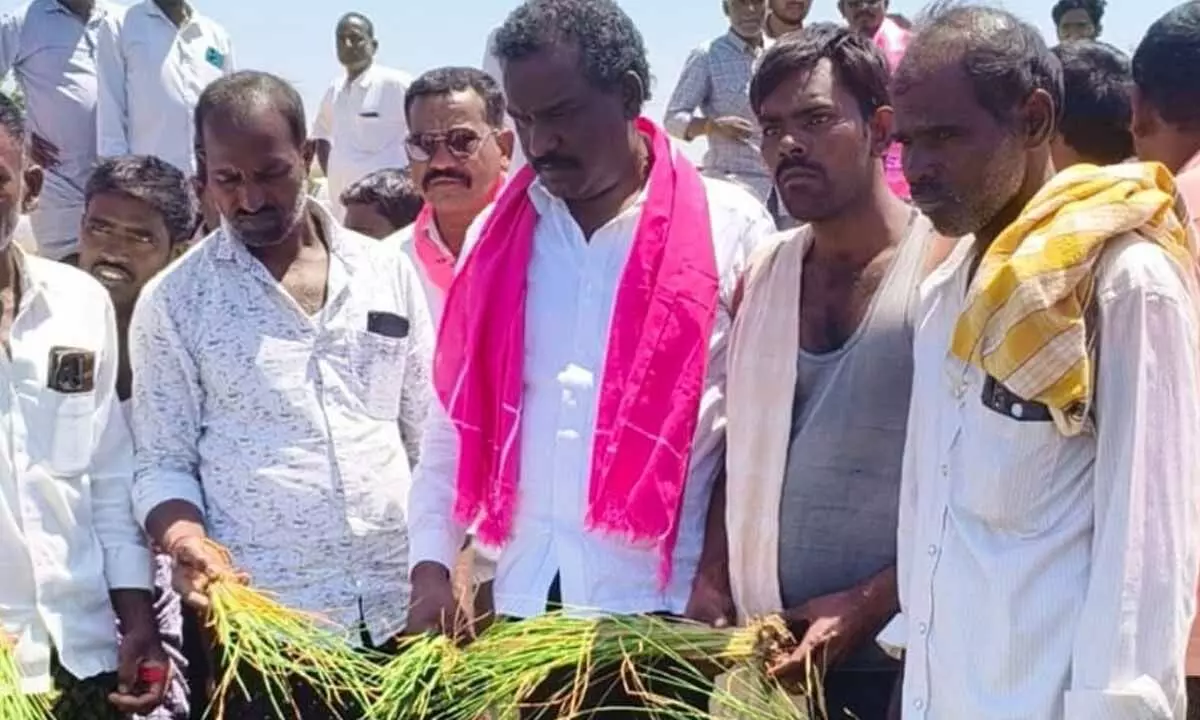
[144,499,206,552]
[697,474,730,584]
[857,566,900,628]
[110,588,158,636]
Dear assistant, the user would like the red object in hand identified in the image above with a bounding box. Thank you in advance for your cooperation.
[138,663,168,685]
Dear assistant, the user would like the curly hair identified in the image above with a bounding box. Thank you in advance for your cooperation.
[492,0,652,110]
[340,168,424,231]
[1051,0,1106,29]
[406,66,507,128]
[85,155,198,246]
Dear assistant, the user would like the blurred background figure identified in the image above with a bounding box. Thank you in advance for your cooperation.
[665,0,773,203]
[1053,0,1106,41]
[1050,41,1134,169]
[312,12,411,220]
[340,167,424,239]
[96,0,235,175]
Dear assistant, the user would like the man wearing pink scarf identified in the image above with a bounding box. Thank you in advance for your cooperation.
[389,66,513,325]
[839,0,911,200]
[406,0,773,715]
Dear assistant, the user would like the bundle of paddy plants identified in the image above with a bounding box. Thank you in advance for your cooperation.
[426,611,813,720]
[0,634,52,720]
[200,539,379,719]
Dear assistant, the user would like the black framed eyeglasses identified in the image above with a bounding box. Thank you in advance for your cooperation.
[404,128,496,162]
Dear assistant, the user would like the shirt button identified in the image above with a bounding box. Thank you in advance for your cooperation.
[927,544,938,557]
[939,464,948,476]
[919,622,928,635]
[914,699,925,710]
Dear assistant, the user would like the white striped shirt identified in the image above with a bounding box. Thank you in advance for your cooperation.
[884,234,1200,719]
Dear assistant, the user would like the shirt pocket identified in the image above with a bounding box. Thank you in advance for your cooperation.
[951,398,1063,536]
[350,330,408,420]
[352,107,393,155]
[38,389,97,477]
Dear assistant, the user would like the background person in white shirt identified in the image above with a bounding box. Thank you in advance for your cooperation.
[131,71,434,719]
[340,166,423,240]
[0,0,114,261]
[887,6,1200,719]
[0,92,168,719]
[96,0,235,175]
[312,12,411,221]
[407,0,774,715]
[394,65,513,324]
[76,154,197,720]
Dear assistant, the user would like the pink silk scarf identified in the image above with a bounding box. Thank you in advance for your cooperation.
[433,117,719,584]
[411,178,505,293]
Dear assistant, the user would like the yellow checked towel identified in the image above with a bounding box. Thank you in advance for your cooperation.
[951,161,1198,436]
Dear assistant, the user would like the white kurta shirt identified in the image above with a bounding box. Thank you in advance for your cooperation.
[96,0,235,174]
[311,63,412,220]
[0,251,152,692]
[129,201,434,644]
[0,0,116,259]
[885,234,1200,719]
[408,174,774,619]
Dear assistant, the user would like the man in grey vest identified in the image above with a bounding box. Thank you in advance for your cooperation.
[715,25,952,720]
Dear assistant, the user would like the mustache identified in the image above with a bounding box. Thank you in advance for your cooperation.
[531,154,581,173]
[908,181,949,202]
[89,261,134,281]
[775,155,824,181]
[423,169,471,190]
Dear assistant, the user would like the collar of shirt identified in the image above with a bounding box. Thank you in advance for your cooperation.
[214,199,360,314]
[524,177,649,233]
[343,62,378,91]
[721,29,767,57]
[41,0,109,22]
[137,0,209,38]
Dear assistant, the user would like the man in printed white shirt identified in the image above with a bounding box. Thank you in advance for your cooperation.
[0,0,115,261]
[885,6,1200,719]
[312,12,412,221]
[77,155,198,720]
[406,0,773,715]
[130,71,434,719]
[0,92,169,719]
[391,65,513,325]
[96,0,235,175]
[664,0,774,203]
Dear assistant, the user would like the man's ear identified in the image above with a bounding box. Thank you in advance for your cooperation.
[868,105,895,157]
[620,70,645,121]
[1021,88,1056,148]
[21,164,42,214]
[497,128,516,172]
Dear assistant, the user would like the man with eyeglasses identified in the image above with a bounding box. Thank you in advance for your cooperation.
[311,12,412,221]
[393,66,514,325]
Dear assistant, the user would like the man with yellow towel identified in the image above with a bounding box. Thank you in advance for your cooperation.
[883,5,1200,720]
